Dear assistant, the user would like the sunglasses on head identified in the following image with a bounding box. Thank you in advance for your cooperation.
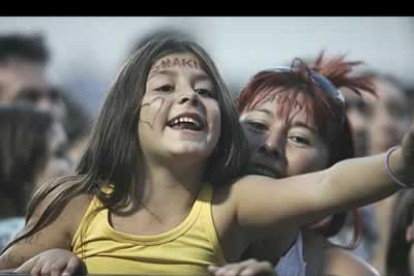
[267,66,346,105]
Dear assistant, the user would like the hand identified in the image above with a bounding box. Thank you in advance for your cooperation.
[14,249,87,276]
[208,259,277,276]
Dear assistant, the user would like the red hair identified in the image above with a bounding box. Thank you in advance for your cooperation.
[238,52,376,249]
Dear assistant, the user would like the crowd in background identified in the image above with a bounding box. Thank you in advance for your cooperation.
[0,28,413,276]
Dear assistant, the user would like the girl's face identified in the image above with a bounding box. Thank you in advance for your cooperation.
[240,90,329,179]
[139,52,221,167]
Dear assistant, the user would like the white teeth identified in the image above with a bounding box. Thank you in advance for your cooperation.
[171,117,200,127]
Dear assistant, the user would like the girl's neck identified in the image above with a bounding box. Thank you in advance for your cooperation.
[139,163,205,208]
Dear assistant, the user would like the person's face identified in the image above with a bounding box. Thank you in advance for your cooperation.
[139,52,221,167]
[240,91,329,179]
[16,87,67,122]
[0,60,66,121]
[0,59,47,101]
[368,78,411,154]
[343,87,376,157]
[35,121,72,188]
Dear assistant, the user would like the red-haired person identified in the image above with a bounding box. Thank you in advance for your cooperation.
[209,54,380,276]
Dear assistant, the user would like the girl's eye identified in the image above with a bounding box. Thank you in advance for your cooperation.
[289,135,311,146]
[246,121,268,132]
[156,85,175,92]
[195,88,215,98]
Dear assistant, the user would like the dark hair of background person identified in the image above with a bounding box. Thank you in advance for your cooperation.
[0,103,54,217]
[0,33,49,65]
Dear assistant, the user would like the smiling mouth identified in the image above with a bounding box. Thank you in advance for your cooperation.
[247,163,282,179]
[166,114,205,131]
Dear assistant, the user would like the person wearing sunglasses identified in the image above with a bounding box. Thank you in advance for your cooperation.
[14,86,67,122]
[209,53,380,276]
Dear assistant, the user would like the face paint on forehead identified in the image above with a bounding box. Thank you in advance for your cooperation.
[150,57,200,75]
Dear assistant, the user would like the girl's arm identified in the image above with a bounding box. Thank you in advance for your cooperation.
[0,188,90,270]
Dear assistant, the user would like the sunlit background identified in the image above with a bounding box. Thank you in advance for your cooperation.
[1,16,413,114]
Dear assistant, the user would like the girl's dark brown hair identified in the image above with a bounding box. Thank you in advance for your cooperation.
[238,52,376,248]
[2,35,249,254]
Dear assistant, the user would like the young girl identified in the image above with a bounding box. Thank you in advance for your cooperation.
[1,36,413,276]
[209,54,381,276]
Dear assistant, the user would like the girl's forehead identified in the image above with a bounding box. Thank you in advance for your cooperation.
[150,53,204,75]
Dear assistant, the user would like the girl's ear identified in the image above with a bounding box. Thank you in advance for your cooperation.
[406,221,414,243]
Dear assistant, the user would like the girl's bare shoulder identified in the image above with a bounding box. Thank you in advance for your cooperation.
[322,246,381,276]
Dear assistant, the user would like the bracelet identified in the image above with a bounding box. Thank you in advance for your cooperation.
[385,146,412,189]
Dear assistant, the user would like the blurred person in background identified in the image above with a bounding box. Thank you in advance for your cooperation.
[385,189,414,276]
[0,33,67,121]
[0,103,72,251]
[366,73,412,274]
[35,87,91,166]
[0,32,91,166]
[332,87,378,264]
[340,72,412,273]
[342,87,376,158]
[367,74,411,156]
[0,33,49,102]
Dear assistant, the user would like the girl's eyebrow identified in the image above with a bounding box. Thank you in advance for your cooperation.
[250,108,275,117]
[148,69,176,80]
[192,72,210,81]
[148,70,210,83]
[291,121,317,134]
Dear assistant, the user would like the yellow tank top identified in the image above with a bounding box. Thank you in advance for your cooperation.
[71,184,226,275]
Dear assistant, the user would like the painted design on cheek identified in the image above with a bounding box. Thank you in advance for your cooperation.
[140,97,165,129]
[150,58,200,75]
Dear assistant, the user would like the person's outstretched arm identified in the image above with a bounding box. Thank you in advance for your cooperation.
[231,124,414,241]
